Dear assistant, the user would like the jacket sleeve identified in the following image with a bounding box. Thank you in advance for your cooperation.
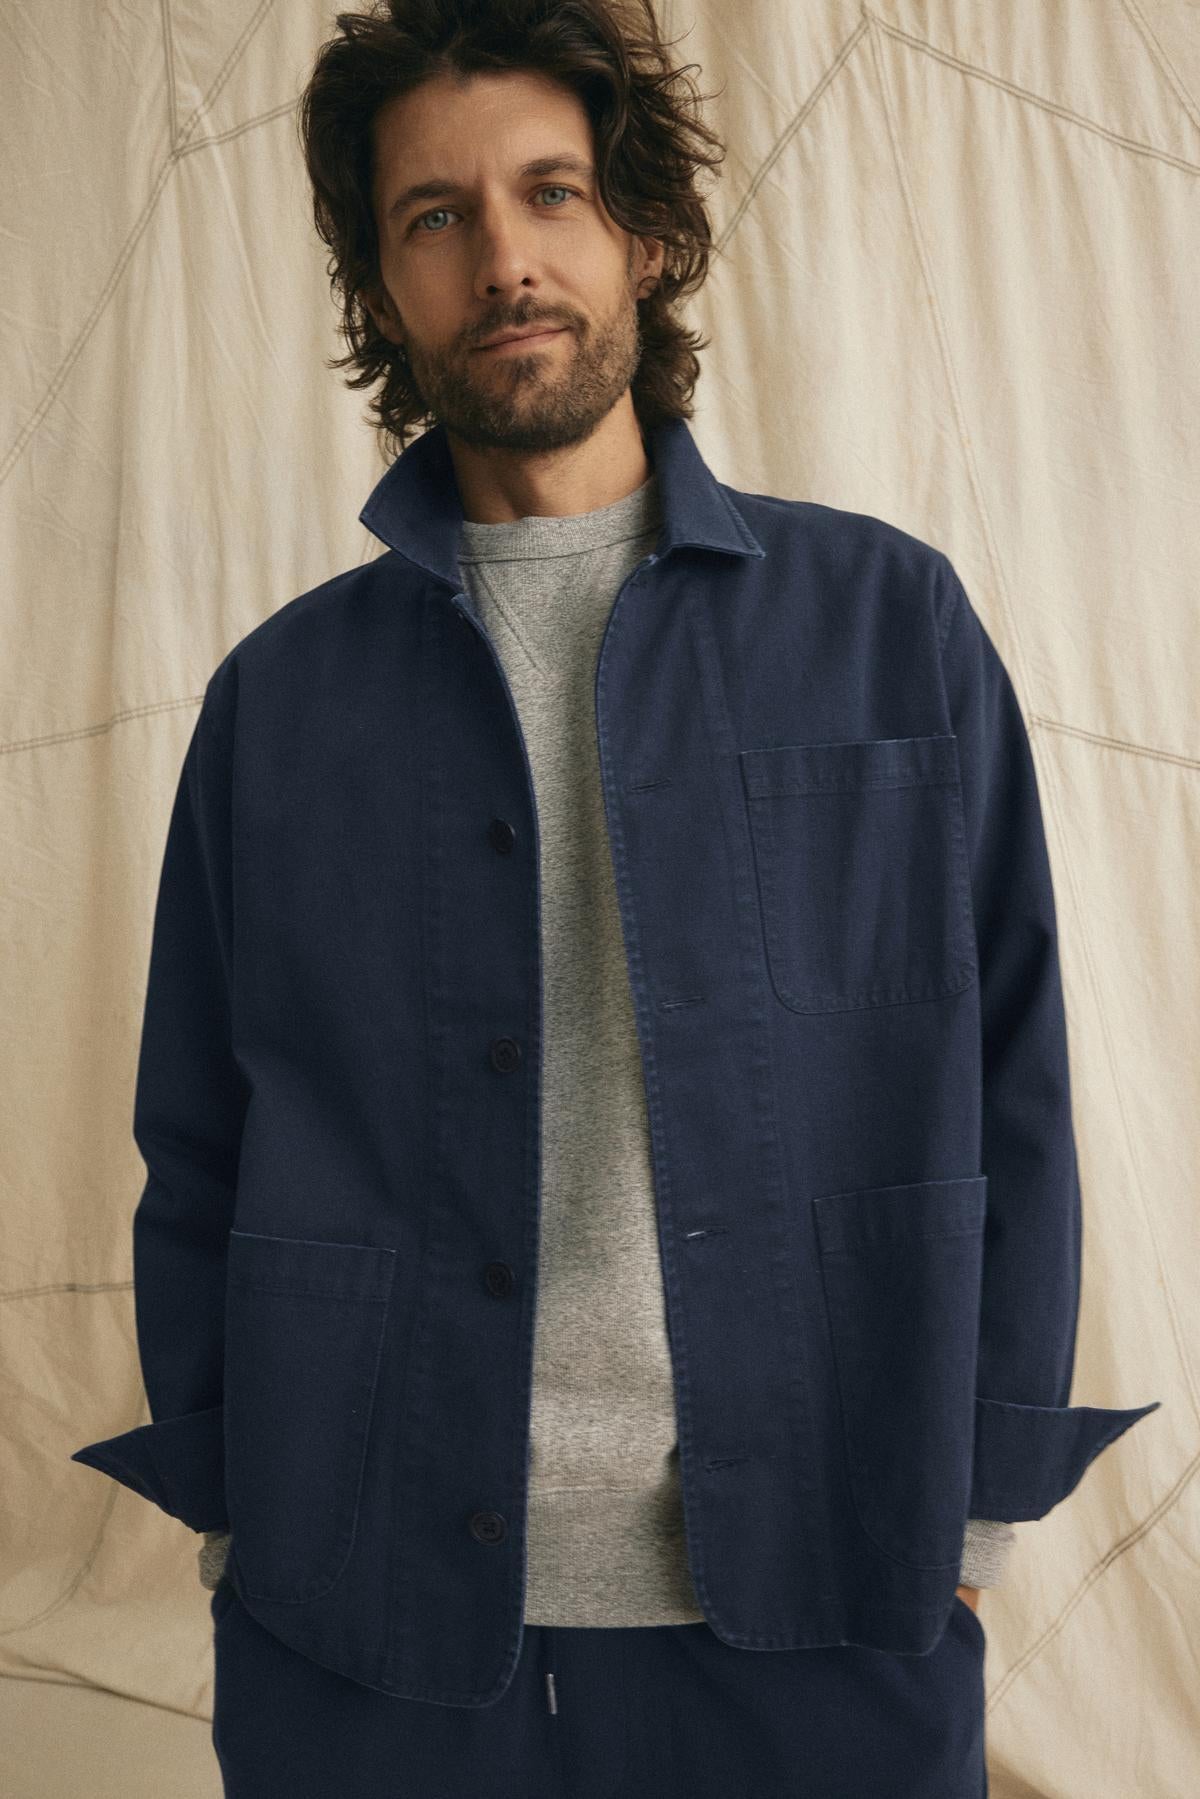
[69,656,246,1535]
[937,556,1161,1523]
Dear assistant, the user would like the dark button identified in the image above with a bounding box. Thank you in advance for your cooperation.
[469,1510,508,1544]
[488,818,516,855]
[483,1261,516,1297]
[490,1037,521,1072]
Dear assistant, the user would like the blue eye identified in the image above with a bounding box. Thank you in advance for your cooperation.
[413,209,453,235]
[410,185,575,235]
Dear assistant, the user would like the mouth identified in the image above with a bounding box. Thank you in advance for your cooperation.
[475,327,569,354]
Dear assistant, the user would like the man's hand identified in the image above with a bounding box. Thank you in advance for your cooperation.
[955,1583,981,1613]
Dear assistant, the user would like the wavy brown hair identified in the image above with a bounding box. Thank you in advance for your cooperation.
[296,0,728,456]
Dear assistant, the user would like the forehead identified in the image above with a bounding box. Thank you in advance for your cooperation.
[372,67,592,209]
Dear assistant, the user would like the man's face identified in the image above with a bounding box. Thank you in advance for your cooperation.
[366,67,664,454]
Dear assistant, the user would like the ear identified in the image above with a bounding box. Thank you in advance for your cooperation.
[363,278,403,346]
[635,235,666,298]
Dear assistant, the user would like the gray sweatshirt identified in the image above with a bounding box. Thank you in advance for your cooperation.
[199,469,1015,1613]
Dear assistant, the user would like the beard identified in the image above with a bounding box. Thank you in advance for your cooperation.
[399,279,645,455]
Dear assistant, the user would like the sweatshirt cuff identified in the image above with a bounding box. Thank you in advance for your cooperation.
[959,1517,1017,1587]
[198,1529,232,1591]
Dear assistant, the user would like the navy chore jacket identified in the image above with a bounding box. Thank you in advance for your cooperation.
[71,416,1161,1706]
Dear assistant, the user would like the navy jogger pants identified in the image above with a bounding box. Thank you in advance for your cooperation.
[210,1580,988,1797]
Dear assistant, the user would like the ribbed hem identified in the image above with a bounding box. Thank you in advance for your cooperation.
[196,1514,1016,1603]
[523,1483,706,1626]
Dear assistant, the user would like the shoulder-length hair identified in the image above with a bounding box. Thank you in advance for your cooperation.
[296,0,727,456]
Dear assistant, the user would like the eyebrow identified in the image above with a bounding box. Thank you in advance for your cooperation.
[385,154,596,224]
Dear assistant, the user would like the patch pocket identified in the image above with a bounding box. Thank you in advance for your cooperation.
[223,1229,396,1604]
[813,1175,987,1569]
[738,734,977,1013]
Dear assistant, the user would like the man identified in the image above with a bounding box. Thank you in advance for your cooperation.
[71,3,1160,1794]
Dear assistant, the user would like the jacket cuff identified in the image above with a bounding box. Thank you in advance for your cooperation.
[968,1396,1161,1521]
[69,1403,228,1534]
[960,1518,1017,1587]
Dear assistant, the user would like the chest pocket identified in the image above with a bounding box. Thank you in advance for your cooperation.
[738,734,977,1014]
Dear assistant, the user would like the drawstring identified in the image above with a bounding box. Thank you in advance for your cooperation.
[545,1668,558,1715]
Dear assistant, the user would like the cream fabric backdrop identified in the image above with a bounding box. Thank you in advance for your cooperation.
[3,2,1193,1794]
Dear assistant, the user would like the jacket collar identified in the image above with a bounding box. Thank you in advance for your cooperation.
[358,414,765,589]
